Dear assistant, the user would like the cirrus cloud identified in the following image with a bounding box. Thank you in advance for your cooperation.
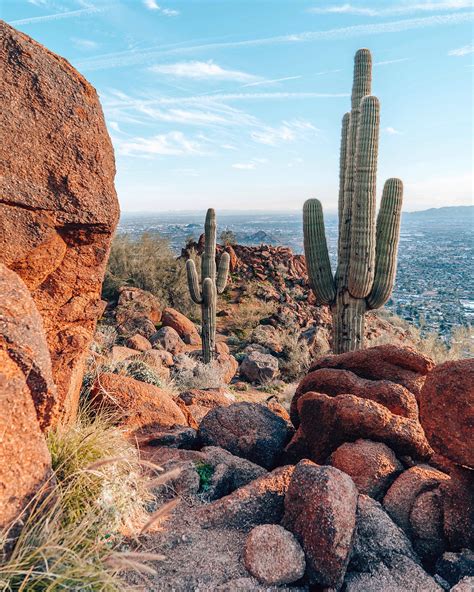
[150,60,259,82]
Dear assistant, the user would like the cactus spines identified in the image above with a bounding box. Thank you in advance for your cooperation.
[186,208,229,363]
[303,48,403,354]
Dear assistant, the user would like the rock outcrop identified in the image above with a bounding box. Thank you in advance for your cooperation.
[0,21,119,426]
[0,265,52,531]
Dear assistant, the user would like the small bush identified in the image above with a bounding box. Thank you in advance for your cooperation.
[194,462,214,493]
[226,295,277,341]
[103,233,198,320]
[277,330,311,382]
[172,356,225,390]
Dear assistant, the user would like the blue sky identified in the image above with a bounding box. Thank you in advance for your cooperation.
[3,0,473,212]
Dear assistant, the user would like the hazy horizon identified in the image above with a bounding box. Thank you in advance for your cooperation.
[4,0,473,212]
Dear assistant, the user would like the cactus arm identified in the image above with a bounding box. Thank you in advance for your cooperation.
[348,95,380,298]
[186,259,202,304]
[303,199,336,305]
[202,208,217,282]
[216,252,230,294]
[336,49,372,287]
[367,178,403,310]
[201,277,216,363]
[338,112,350,237]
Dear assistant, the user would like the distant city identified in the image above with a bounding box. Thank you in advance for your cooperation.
[119,206,473,339]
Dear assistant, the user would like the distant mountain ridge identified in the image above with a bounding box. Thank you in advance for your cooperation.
[404,205,473,220]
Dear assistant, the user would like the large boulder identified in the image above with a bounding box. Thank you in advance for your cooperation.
[243,525,305,586]
[0,266,52,531]
[419,359,474,468]
[329,439,403,500]
[198,466,294,529]
[0,22,119,425]
[307,345,434,397]
[90,372,187,429]
[441,466,474,550]
[116,286,161,324]
[298,392,432,462]
[240,350,279,384]
[150,326,185,355]
[198,402,293,469]
[161,307,200,345]
[177,389,234,424]
[291,367,419,427]
[282,460,358,589]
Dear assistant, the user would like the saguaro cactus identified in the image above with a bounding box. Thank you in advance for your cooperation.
[186,209,230,363]
[304,48,403,353]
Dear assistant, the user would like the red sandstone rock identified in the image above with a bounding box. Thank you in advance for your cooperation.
[419,359,474,468]
[383,464,450,534]
[161,307,201,345]
[298,392,432,462]
[150,326,185,355]
[243,525,305,586]
[0,22,119,426]
[291,367,419,427]
[282,460,358,589]
[177,389,234,423]
[0,267,53,531]
[329,439,403,499]
[116,286,161,324]
[215,352,239,383]
[125,334,152,352]
[138,350,172,381]
[91,372,187,429]
[308,345,434,397]
[410,488,446,564]
[110,345,140,364]
[0,264,57,429]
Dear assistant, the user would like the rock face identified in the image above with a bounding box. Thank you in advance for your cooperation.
[441,466,474,550]
[0,22,119,426]
[329,439,403,499]
[0,266,52,530]
[282,460,358,589]
[91,372,187,429]
[291,367,419,427]
[307,345,434,397]
[198,402,293,469]
[419,359,474,468]
[243,525,305,586]
[298,392,432,462]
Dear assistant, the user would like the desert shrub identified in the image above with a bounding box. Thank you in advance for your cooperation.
[277,330,311,382]
[194,462,214,493]
[172,356,225,390]
[226,294,277,341]
[219,230,236,246]
[91,323,118,355]
[372,311,473,363]
[0,409,157,591]
[102,233,198,320]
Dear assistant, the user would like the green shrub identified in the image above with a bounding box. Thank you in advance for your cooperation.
[103,233,199,320]
[194,462,214,493]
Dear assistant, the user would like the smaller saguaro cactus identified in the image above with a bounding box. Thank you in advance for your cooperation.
[186,209,230,363]
[304,48,404,353]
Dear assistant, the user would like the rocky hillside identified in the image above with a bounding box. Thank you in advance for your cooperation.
[1,20,473,592]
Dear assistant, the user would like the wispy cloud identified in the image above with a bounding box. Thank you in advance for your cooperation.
[150,60,259,82]
[76,12,473,72]
[385,126,403,135]
[10,6,100,26]
[232,162,256,170]
[117,131,205,157]
[308,1,472,17]
[251,119,319,146]
[143,0,179,16]
[242,75,302,88]
[374,58,410,66]
[71,37,99,50]
[448,43,474,56]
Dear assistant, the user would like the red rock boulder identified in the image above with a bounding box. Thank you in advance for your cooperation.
[308,345,434,397]
[161,307,200,345]
[419,359,474,468]
[282,460,358,589]
[0,22,119,426]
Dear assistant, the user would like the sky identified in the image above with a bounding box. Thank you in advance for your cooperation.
[2,0,473,212]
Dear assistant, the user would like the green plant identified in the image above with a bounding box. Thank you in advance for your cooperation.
[186,209,230,363]
[103,232,198,320]
[194,462,214,493]
[303,48,403,353]
[0,409,157,591]
[220,229,236,246]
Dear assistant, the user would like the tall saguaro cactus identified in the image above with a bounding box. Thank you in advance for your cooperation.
[304,49,403,353]
[186,209,230,363]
